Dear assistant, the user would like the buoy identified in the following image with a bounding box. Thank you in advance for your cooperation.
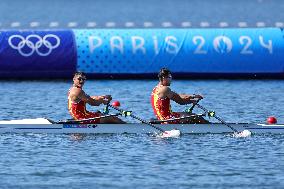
[267,116,277,124]
[112,101,121,107]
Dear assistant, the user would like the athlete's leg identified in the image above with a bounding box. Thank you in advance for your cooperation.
[176,112,209,124]
[85,112,125,124]
[82,112,102,124]
[100,116,125,124]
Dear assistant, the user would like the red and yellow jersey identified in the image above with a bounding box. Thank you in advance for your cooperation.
[151,86,180,123]
[68,88,101,123]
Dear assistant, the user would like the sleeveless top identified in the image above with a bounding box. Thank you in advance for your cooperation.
[151,86,173,120]
[68,87,92,120]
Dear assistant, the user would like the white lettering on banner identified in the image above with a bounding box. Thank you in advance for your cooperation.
[153,36,159,55]
[193,36,207,54]
[165,36,178,54]
[87,35,275,55]
[131,36,146,54]
[110,36,124,54]
[89,36,102,53]
[259,36,273,54]
[239,36,253,54]
[213,36,233,53]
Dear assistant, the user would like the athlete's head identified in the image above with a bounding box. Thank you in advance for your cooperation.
[158,68,172,86]
[73,71,86,88]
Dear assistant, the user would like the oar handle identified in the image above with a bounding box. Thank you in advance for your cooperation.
[108,104,165,132]
[103,104,110,114]
[185,98,202,113]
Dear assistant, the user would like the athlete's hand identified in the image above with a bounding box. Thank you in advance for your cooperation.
[193,94,203,99]
[102,95,112,104]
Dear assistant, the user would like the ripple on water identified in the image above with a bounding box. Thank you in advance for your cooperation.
[1,80,284,188]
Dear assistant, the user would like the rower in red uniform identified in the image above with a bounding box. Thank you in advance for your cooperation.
[151,68,208,124]
[68,71,125,124]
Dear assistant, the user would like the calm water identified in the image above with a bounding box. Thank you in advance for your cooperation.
[0,0,283,28]
[1,80,284,188]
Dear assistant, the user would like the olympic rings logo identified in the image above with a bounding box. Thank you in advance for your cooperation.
[8,34,60,57]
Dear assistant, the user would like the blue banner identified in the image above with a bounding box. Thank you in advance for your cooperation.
[0,30,76,78]
[74,28,284,75]
[0,28,284,78]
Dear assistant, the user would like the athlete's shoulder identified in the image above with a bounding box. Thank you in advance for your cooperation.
[155,85,171,98]
[159,85,171,93]
[70,87,85,96]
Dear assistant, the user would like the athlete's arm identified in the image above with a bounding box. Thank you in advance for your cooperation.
[180,94,203,99]
[161,87,202,105]
[76,90,107,106]
[91,95,112,105]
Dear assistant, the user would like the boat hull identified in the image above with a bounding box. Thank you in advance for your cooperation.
[0,123,284,134]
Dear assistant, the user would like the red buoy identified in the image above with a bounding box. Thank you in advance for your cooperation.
[112,101,121,107]
[267,116,277,124]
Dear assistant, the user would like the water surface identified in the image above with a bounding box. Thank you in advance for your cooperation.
[0,80,284,188]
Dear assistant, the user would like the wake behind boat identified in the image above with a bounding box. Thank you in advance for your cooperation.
[0,118,284,134]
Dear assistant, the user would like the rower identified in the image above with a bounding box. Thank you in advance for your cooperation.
[68,71,125,124]
[151,68,209,124]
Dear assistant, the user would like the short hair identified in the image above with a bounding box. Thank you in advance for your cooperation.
[158,68,171,80]
[73,71,86,78]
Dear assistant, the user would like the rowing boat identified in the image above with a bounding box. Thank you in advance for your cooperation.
[0,118,283,134]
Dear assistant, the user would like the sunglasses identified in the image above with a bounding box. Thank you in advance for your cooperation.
[77,77,86,81]
[163,75,172,79]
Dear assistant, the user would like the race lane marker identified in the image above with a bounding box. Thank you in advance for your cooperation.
[200,22,210,27]
[181,22,191,27]
[238,22,248,27]
[275,22,284,27]
[256,22,266,27]
[68,22,78,27]
[125,22,135,27]
[143,22,154,27]
[11,22,21,27]
[30,22,40,27]
[162,22,173,27]
[87,22,97,27]
[219,22,229,27]
[49,22,59,27]
[105,22,116,27]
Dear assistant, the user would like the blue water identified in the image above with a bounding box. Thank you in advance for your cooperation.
[0,0,283,28]
[1,80,284,188]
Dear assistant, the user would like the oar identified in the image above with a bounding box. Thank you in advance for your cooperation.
[196,104,251,137]
[56,113,121,124]
[108,104,181,138]
[185,99,202,114]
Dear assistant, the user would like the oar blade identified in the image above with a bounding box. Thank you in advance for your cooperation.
[233,130,252,138]
[160,129,181,138]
